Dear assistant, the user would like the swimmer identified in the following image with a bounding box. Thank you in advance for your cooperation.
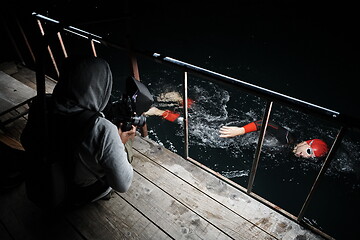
[219,120,328,159]
[144,91,194,123]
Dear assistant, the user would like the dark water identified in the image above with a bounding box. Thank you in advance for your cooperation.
[19,1,360,239]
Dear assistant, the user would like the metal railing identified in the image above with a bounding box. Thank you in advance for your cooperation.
[9,12,359,239]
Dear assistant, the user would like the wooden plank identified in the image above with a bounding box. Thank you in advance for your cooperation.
[129,144,276,240]
[0,98,16,113]
[0,62,18,75]
[120,170,232,240]
[66,192,171,240]
[10,65,36,86]
[10,72,36,91]
[132,136,323,240]
[12,66,57,94]
[45,75,57,94]
[5,117,27,141]
[0,184,83,240]
[0,134,24,150]
[0,110,28,144]
[0,101,29,122]
[0,71,36,111]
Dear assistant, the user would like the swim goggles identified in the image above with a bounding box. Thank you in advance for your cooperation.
[306,148,313,155]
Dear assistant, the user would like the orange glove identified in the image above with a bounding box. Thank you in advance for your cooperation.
[243,122,257,133]
[162,110,181,122]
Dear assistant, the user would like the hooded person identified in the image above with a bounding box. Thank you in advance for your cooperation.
[21,56,134,207]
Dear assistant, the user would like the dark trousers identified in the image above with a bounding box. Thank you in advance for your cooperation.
[70,177,109,207]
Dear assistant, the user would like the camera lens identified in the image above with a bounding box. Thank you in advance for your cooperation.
[131,115,146,127]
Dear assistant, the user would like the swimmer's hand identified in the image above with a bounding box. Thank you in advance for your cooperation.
[157,91,182,103]
[144,107,165,116]
[219,126,246,138]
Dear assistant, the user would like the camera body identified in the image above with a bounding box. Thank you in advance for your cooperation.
[103,76,153,132]
[104,95,146,132]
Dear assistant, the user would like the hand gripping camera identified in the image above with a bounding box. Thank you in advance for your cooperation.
[104,76,153,132]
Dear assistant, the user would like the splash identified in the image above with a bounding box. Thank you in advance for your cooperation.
[221,169,250,179]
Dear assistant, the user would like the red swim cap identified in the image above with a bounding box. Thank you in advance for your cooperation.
[306,139,329,157]
[180,98,195,108]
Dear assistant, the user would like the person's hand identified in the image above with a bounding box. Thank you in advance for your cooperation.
[157,91,182,103]
[144,107,165,116]
[119,125,136,144]
[219,126,245,138]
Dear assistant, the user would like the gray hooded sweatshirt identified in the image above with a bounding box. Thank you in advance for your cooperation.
[23,57,133,193]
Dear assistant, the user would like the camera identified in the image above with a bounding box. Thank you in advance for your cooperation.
[103,76,153,132]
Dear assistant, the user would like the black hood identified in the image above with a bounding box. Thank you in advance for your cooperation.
[52,56,112,113]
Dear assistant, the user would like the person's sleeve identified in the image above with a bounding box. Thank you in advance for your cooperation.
[162,110,180,122]
[243,122,258,133]
[244,120,281,133]
[98,122,133,193]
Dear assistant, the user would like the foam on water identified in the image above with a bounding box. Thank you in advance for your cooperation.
[221,169,250,179]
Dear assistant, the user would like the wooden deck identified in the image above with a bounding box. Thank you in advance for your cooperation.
[0,62,324,240]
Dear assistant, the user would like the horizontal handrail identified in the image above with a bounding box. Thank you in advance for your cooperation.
[150,54,343,121]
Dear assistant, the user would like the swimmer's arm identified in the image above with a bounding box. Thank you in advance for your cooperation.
[144,107,165,116]
[144,107,181,122]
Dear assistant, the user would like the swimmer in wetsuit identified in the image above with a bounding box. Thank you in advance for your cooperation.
[219,120,329,159]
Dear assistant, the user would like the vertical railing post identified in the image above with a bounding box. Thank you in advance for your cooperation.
[183,71,189,159]
[36,19,59,77]
[297,126,346,221]
[247,100,273,194]
[128,52,148,137]
[35,28,49,162]
[57,32,68,58]
[129,53,140,80]
[90,39,97,57]
[15,16,36,64]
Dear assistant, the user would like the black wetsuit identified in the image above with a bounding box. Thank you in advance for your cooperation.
[250,120,295,145]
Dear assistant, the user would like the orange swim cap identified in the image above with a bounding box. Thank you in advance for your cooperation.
[306,139,329,157]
